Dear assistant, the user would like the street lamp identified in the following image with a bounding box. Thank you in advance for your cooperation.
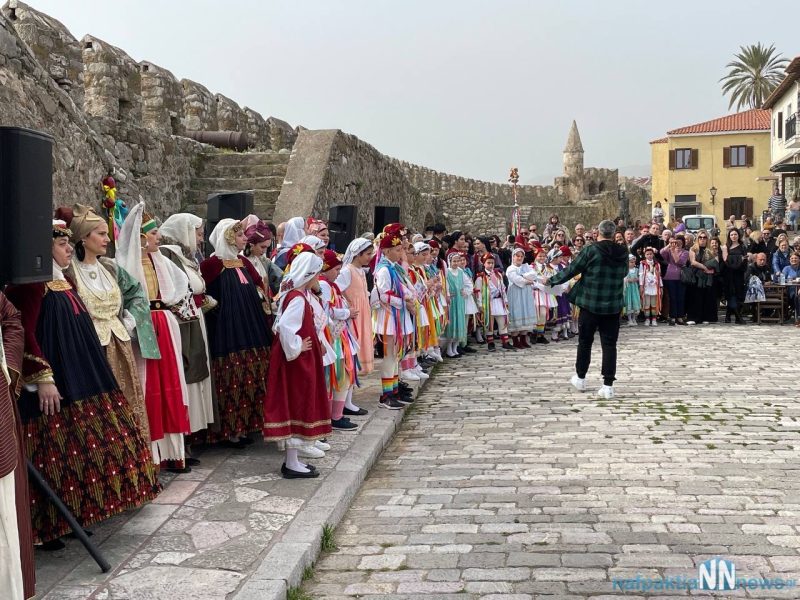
[618,184,628,225]
[709,186,717,206]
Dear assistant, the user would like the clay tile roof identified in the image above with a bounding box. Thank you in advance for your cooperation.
[666,109,771,135]
[650,137,668,144]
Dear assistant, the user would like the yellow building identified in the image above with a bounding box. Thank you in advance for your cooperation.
[650,109,773,225]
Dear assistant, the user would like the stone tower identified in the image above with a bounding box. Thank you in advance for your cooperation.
[562,120,585,200]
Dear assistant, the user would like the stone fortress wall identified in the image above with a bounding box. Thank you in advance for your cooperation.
[0,0,650,234]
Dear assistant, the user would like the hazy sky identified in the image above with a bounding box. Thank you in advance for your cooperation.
[26,0,798,184]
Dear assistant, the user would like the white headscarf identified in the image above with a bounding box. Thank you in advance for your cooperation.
[342,237,372,267]
[281,216,306,250]
[413,241,431,255]
[208,218,240,260]
[117,202,189,305]
[116,202,147,292]
[300,235,326,251]
[160,213,203,251]
[275,251,323,314]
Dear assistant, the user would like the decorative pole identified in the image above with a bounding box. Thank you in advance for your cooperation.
[509,167,520,237]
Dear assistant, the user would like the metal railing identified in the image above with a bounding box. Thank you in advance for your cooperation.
[786,112,798,141]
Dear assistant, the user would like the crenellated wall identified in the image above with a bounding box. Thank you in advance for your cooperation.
[0,0,643,234]
[0,0,298,217]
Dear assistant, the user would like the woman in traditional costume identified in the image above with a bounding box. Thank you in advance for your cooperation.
[274,216,307,269]
[159,213,215,443]
[337,237,375,416]
[241,215,282,299]
[5,221,159,549]
[263,251,332,478]
[117,205,192,472]
[61,204,158,445]
[200,219,272,447]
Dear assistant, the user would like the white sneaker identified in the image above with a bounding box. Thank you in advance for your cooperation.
[627,319,635,327]
[400,369,420,382]
[298,445,325,459]
[651,319,658,327]
[597,385,615,399]
[643,319,650,327]
[570,374,586,392]
[413,367,429,380]
[314,440,331,451]
[686,320,696,325]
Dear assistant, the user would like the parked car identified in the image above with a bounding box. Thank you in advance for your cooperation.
[683,214,717,235]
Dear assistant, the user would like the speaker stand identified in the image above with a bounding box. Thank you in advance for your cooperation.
[26,460,111,572]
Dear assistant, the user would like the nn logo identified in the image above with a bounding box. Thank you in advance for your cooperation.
[699,557,736,591]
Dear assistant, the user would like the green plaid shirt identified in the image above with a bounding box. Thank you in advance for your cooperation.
[549,241,629,314]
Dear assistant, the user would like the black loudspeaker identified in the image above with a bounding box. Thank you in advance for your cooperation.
[205,191,254,242]
[328,204,357,252]
[0,127,53,286]
[373,205,400,235]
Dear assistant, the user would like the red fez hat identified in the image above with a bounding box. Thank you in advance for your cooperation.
[321,249,342,272]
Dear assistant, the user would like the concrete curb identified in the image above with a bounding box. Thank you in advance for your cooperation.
[231,379,425,600]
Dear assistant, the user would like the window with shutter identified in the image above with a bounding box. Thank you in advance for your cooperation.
[690,148,699,169]
[668,150,676,170]
[745,146,754,167]
[723,198,732,217]
[729,146,747,167]
[779,112,783,139]
[675,148,691,169]
[745,198,753,217]
[723,147,731,168]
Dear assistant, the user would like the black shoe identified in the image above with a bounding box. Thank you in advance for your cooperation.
[395,392,414,404]
[502,342,516,350]
[164,461,192,474]
[668,319,676,326]
[39,538,66,551]
[487,341,496,352]
[536,335,550,344]
[379,395,405,410]
[343,406,368,416]
[332,417,358,430]
[281,463,320,479]
[186,456,201,466]
[398,381,412,392]
[240,436,256,446]
[460,345,477,354]
[221,439,248,450]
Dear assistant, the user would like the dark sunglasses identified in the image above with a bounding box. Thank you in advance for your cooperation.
[698,235,708,239]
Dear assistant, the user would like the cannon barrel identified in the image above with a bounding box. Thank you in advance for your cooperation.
[185,130,250,151]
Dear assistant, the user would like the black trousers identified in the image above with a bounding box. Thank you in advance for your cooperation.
[576,309,620,386]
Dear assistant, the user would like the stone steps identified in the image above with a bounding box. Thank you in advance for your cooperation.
[185,151,290,220]
[191,175,285,191]
[198,163,287,178]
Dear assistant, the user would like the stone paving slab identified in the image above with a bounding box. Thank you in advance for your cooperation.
[304,324,800,599]
[33,358,418,600]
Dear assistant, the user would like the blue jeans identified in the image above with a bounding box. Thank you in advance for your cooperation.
[789,210,800,229]
[664,279,685,319]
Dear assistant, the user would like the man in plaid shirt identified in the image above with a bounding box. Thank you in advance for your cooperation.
[548,220,629,399]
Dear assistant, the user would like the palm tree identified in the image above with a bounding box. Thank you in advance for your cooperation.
[720,43,789,110]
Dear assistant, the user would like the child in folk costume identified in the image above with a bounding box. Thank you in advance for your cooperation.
[442,252,469,358]
[337,237,376,416]
[462,255,481,343]
[639,247,663,327]
[371,229,414,410]
[397,243,427,383]
[415,242,443,362]
[425,239,447,362]
[623,254,641,327]
[319,250,360,431]
[407,242,438,376]
[531,248,557,344]
[264,252,332,479]
[505,247,537,349]
[117,204,193,472]
[474,253,514,351]
[549,246,574,341]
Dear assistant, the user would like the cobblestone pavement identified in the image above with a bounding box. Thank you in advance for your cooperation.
[305,324,800,599]
[32,372,404,600]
